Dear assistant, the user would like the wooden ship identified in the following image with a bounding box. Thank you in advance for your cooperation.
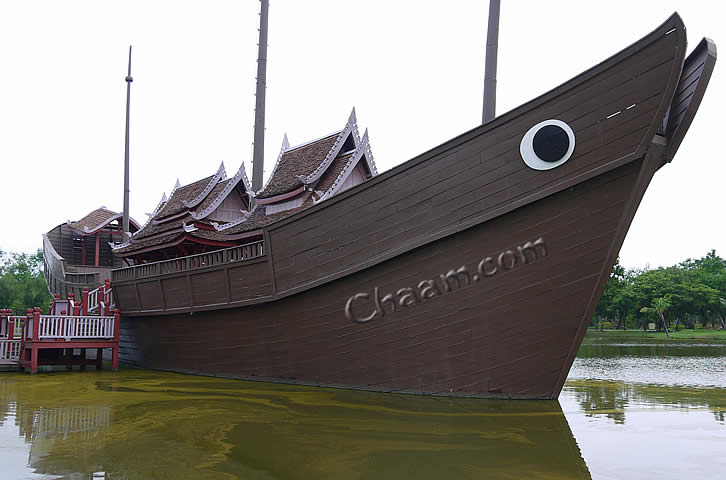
[95,8,717,398]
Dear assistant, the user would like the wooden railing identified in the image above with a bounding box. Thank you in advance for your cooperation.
[88,287,99,312]
[25,314,116,341]
[87,282,113,313]
[0,340,21,362]
[0,313,23,339]
[112,240,265,282]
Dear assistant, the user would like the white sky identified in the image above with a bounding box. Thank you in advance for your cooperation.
[0,0,723,270]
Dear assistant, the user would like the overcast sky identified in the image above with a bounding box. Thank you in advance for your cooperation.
[0,0,723,269]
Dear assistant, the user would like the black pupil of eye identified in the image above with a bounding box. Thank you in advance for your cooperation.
[533,125,570,162]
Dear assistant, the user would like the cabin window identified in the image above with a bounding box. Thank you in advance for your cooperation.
[520,119,575,170]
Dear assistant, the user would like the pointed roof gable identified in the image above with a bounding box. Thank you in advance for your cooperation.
[112,110,378,259]
[112,161,254,256]
[183,162,227,209]
[314,129,376,204]
[256,108,362,200]
[255,132,340,199]
[190,161,252,220]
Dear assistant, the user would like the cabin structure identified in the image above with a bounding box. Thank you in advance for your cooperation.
[112,109,377,265]
[43,208,140,299]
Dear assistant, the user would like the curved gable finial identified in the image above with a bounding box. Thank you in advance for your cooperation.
[360,128,378,175]
[130,192,169,238]
[257,133,291,196]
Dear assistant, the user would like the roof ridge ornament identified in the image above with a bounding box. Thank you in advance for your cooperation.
[211,210,252,231]
[258,133,291,195]
[133,192,169,237]
[182,222,198,233]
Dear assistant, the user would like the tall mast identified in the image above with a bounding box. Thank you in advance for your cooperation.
[123,45,133,237]
[251,0,269,194]
[482,0,500,124]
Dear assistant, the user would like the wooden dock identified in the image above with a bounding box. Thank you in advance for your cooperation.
[0,282,120,373]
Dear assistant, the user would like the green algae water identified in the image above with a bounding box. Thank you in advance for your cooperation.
[1,336,724,479]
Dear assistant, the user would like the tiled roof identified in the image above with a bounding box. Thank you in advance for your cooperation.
[256,133,340,199]
[219,197,315,235]
[114,116,376,258]
[112,229,183,253]
[315,153,354,194]
[155,176,215,219]
[68,207,122,234]
[132,217,189,241]
[193,178,233,214]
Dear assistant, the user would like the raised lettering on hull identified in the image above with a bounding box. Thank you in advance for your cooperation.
[344,237,547,323]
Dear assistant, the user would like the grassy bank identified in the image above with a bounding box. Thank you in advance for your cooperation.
[585,328,726,341]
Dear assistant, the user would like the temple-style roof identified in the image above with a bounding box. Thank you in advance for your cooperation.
[113,109,377,259]
[113,162,253,256]
[67,207,140,235]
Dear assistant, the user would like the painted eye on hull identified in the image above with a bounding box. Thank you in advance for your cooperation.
[520,119,575,170]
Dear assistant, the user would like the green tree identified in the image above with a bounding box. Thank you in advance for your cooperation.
[640,296,672,338]
[0,249,50,313]
[594,258,633,330]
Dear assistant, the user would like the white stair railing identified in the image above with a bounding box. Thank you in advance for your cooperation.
[87,286,113,313]
[88,287,100,312]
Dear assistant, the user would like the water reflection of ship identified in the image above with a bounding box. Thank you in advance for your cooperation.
[1,375,592,479]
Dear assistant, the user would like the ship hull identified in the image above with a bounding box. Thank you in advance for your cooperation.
[119,156,651,398]
[112,14,716,398]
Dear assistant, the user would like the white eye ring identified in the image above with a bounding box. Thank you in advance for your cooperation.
[520,119,575,170]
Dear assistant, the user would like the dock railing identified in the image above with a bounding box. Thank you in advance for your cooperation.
[23,308,119,342]
[0,340,21,362]
[0,310,23,339]
[112,240,265,282]
[0,309,24,362]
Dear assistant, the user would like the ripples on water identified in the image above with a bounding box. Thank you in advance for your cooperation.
[0,336,723,479]
[569,341,726,388]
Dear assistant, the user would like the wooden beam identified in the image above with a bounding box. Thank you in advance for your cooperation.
[95,232,100,267]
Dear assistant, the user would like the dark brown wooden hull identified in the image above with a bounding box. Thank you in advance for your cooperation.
[112,15,716,398]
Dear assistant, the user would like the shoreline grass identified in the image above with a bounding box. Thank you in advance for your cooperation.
[585,328,726,341]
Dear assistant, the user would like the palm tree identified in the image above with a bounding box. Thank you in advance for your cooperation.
[640,297,672,338]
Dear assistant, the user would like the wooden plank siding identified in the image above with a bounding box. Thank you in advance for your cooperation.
[113,257,273,314]
[118,159,645,398]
